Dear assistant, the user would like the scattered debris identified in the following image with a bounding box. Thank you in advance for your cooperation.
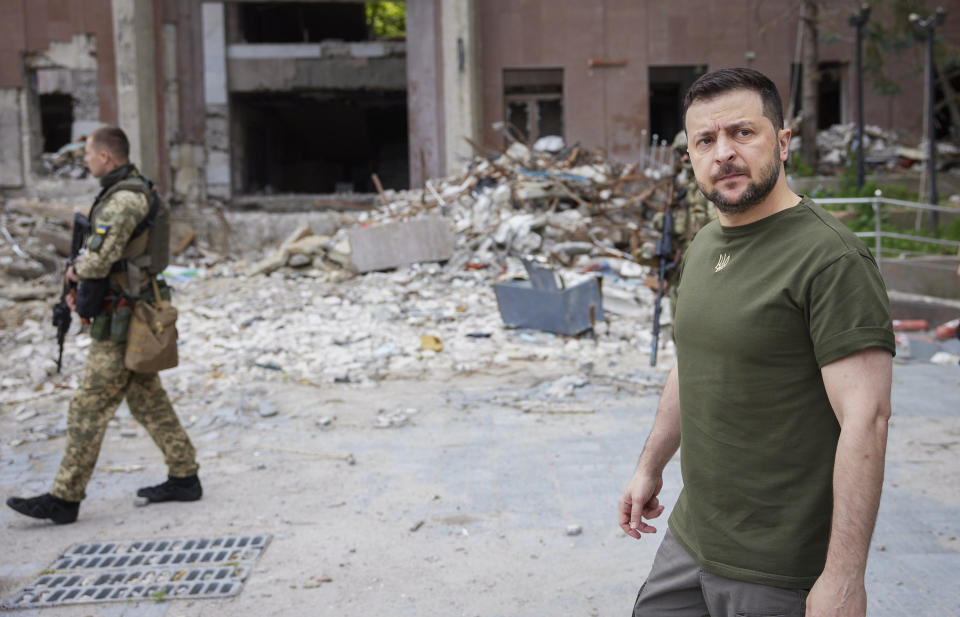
[935,319,959,341]
[258,401,279,418]
[374,407,418,429]
[419,335,443,352]
[931,351,960,366]
[41,138,88,179]
[893,319,930,332]
[303,574,333,588]
[565,524,583,536]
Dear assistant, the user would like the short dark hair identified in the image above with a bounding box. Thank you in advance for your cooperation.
[682,68,784,132]
[88,126,130,162]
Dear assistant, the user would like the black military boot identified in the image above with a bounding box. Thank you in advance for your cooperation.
[6,493,80,524]
[136,475,202,503]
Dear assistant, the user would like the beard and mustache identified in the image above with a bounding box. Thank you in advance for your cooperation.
[696,143,782,215]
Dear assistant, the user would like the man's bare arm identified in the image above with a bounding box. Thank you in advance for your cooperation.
[807,347,892,617]
[618,363,682,539]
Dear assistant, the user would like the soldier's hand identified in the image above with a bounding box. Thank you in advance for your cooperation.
[66,289,76,312]
[65,265,81,284]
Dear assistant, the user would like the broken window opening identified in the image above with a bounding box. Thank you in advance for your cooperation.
[503,68,563,144]
[39,93,73,153]
[789,62,844,129]
[237,2,369,43]
[232,90,409,195]
[648,65,706,143]
[933,60,959,141]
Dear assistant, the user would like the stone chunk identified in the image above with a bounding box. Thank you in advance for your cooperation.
[349,216,454,273]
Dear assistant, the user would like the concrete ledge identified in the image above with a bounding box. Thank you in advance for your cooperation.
[888,290,960,325]
[228,56,407,91]
[227,41,405,60]
[881,256,960,299]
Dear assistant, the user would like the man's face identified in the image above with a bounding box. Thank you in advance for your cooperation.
[83,139,109,179]
[684,89,789,215]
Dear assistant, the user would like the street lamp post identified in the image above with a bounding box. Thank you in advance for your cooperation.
[849,5,870,193]
[911,7,946,234]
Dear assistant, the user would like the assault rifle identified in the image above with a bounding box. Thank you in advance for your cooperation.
[52,212,91,372]
[649,185,686,367]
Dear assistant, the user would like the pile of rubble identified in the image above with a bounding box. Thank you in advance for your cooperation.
[41,138,89,180]
[248,135,679,283]
[791,122,960,170]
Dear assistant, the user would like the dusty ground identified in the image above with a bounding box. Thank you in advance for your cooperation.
[1,264,959,616]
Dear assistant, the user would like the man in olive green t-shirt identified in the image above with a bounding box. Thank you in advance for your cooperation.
[618,68,894,617]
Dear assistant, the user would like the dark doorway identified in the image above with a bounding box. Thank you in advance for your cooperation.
[817,62,843,129]
[789,62,844,129]
[39,93,73,152]
[232,91,409,194]
[649,66,706,141]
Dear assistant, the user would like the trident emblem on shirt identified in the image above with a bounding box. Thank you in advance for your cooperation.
[714,253,731,273]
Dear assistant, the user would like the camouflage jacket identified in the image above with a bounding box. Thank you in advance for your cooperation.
[74,164,150,286]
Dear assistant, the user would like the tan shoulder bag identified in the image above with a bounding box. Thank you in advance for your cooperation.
[124,278,179,373]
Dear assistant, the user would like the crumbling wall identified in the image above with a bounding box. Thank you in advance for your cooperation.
[28,34,101,144]
[0,89,24,187]
[35,68,100,141]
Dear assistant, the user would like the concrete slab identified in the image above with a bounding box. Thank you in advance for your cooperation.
[348,216,455,272]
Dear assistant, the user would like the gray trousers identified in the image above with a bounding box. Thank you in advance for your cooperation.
[632,529,808,617]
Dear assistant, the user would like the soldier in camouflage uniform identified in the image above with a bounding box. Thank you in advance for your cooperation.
[648,133,717,319]
[6,127,200,525]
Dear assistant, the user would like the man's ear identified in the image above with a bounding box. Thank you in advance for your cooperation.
[777,128,792,162]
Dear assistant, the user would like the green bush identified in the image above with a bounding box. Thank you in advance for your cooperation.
[813,151,960,256]
[366,2,405,39]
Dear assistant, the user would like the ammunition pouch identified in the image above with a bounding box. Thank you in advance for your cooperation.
[90,313,111,341]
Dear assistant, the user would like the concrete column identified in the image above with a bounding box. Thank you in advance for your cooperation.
[21,78,42,182]
[202,2,231,199]
[405,0,444,187]
[439,0,481,176]
[0,88,24,188]
[112,0,160,181]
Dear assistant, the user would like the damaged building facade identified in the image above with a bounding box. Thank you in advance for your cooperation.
[1,0,957,203]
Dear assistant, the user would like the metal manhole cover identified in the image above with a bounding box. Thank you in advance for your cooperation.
[2,534,271,609]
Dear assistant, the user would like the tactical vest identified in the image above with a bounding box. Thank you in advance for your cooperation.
[91,176,170,296]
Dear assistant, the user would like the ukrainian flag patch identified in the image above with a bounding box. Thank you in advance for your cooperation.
[89,225,110,250]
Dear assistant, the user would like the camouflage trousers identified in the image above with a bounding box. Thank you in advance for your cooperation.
[51,340,198,502]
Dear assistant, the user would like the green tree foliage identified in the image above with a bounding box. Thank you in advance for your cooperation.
[863,0,959,95]
[366,2,406,39]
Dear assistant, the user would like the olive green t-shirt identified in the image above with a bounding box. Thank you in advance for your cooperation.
[669,196,895,589]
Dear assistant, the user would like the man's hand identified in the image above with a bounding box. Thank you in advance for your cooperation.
[618,472,665,539]
[65,265,81,284]
[805,571,867,617]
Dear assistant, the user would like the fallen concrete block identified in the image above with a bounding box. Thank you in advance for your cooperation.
[286,234,329,256]
[349,216,454,272]
[494,260,604,336]
[247,252,287,276]
[279,222,313,253]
